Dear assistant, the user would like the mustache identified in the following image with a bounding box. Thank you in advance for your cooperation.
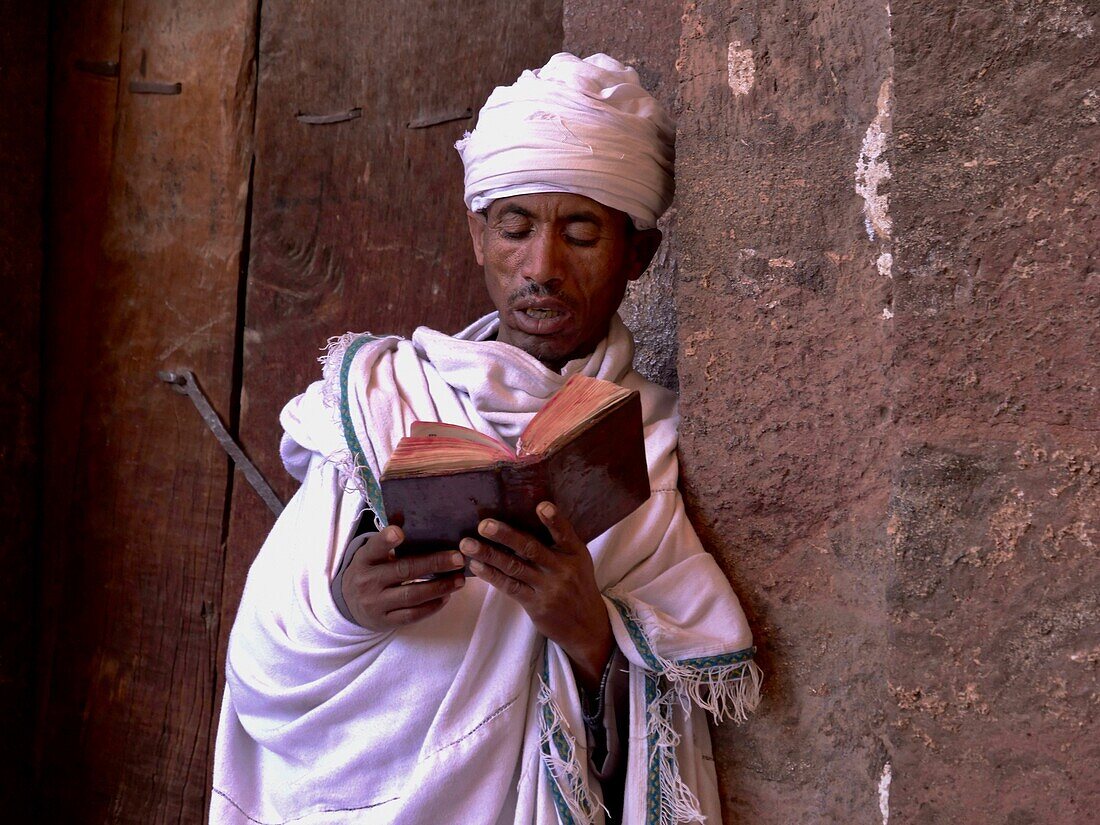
[507,282,574,307]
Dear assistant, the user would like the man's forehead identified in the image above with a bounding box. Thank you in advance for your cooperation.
[486,193,622,225]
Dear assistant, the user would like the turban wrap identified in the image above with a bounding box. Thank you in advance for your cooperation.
[456,52,675,230]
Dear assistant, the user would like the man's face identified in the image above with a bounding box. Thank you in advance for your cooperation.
[466,193,660,369]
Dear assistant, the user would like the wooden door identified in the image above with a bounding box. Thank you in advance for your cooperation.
[36,0,562,820]
[37,0,257,820]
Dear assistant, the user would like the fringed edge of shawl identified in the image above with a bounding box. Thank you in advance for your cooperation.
[538,672,603,825]
[316,331,389,528]
[606,591,762,724]
[645,675,706,825]
[318,331,367,408]
[608,591,762,825]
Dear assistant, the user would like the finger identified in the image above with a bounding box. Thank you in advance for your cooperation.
[379,549,466,585]
[360,525,406,564]
[477,519,547,566]
[379,573,465,611]
[466,557,534,602]
[536,502,585,554]
[385,596,450,626]
[461,537,537,584]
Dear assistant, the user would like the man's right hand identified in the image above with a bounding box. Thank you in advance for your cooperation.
[340,526,466,632]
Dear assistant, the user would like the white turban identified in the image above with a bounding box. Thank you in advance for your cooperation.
[456,52,675,230]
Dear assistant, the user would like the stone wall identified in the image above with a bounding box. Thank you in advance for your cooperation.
[571,0,1097,821]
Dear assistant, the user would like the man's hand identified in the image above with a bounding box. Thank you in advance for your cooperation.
[341,526,466,632]
[459,502,613,691]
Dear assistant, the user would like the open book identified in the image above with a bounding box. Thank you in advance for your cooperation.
[379,375,651,554]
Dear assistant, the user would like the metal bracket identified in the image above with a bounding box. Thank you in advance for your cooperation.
[296,107,362,125]
[158,369,284,516]
[407,107,472,129]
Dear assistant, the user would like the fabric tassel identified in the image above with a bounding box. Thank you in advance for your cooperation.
[646,684,706,825]
[318,331,364,408]
[537,677,603,825]
[660,656,763,725]
[608,593,762,725]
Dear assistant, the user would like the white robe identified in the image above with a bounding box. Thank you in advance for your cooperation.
[211,313,760,825]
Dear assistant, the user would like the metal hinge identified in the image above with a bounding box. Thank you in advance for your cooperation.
[158,369,284,516]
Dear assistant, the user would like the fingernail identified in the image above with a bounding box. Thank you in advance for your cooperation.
[469,559,485,574]
[454,576,465,589]
[538,502,556,518]
[460,538,478,554]
[450,551,464,567]
[479,520,496,537]
[386,526,400,542]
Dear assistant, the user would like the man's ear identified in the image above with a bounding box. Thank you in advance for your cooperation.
[625,228,663,281]
[466,209,487,267]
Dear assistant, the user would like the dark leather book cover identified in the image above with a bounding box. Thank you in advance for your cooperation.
[381,391,649,554]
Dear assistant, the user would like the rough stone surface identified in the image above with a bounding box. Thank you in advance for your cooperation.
[887,441,1098,823]
[675,0,896,820]
[886,1,1099,821]
[669,0,1097,820]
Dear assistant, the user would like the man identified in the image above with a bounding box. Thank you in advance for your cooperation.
[212,53,760,825]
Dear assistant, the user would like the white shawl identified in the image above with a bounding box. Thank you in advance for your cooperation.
[211,313,760,825]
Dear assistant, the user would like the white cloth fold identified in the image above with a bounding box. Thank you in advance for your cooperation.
[212,312,757,825]
[456,53,675,230]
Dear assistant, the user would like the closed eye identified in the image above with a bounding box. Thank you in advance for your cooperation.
[565,235,599,247]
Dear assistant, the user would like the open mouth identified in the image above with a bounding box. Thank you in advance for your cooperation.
[522,307,563,320]
[510,300,572,336]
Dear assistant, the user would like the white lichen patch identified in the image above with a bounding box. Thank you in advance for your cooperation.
[727,41,755,95]
[877,251,893,277]
[879,762,892,825]
[882,307,894,320]
[856,77,894,241]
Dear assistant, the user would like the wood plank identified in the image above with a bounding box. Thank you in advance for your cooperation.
[221,0,563,672]
[0,0,48,815]
[37,0,257,820]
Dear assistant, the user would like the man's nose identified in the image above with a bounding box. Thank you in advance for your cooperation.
[522,230,565,286]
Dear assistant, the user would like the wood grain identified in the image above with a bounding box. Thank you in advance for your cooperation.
[36,0,257,820]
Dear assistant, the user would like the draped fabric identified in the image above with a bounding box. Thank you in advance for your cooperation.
[211,313,759,825]
[456,53,675,230]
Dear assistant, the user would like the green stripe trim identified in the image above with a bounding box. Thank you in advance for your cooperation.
[607,595,756,672]
[607,593,757,824]
[338,334,387,525]
[540,646,579,825]
[676,647,756,669]
[644,672,663,825]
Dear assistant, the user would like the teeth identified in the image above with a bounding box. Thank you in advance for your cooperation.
[524,308,561,319]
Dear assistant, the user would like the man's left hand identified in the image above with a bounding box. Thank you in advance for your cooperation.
[459,502,612,692]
